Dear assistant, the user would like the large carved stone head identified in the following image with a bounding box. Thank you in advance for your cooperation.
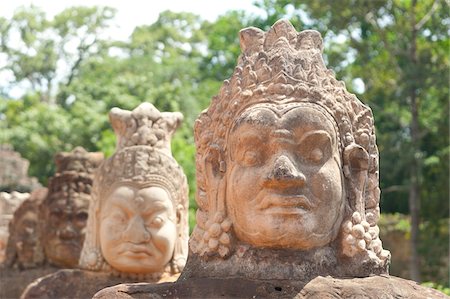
[41,147,104,268]
[4,188,46,269]
[189,20,389,279]
[79,103,189,280]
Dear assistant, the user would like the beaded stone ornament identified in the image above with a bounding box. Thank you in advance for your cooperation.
[191,20,389,272]
[79,103,189,279]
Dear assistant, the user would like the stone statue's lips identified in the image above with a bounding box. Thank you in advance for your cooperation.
[258,193,313,214]
[120,244,153,257]
[54,240,81,249]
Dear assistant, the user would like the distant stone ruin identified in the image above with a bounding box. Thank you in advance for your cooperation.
[0,145,40,192]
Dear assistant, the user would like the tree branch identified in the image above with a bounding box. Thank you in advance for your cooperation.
[65,37,98,88]
[415,0,439,30]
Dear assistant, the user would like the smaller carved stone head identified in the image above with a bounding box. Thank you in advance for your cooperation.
[41,147,104,268]
[79,103,189,279]
[4,188,47,269]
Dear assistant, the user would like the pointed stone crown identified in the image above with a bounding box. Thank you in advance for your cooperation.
[94,103,186,198]
[48,147,104,197]
[54,146,104,175]
[109,102,183,156]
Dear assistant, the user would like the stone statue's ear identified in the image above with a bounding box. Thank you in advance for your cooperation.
[343,144,369,175]
[343,144,369,213]
[204,145,225,181]
[176,204,183,225]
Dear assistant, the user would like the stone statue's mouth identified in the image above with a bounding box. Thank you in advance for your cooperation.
[121,244,153,256]
[54,240,81,249]
[258,194,313,213]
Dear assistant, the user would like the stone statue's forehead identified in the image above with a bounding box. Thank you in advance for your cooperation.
[48,197,89,210]
[107,185,173,212]
[232,103,338,138]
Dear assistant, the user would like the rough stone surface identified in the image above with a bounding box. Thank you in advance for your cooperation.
[21,269,178,299]
[0,265,57,299]
[0,191,30,263]
[94,275,449,299]
[3,188,47,269]
[79,102,189,278]
[0,144,40,192]
[41,147,103,268]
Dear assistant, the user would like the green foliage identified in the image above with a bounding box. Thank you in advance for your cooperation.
[421,282,450,296]
[380,214,449,287]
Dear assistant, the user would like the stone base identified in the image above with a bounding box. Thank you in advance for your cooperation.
[0,266,58,299]
[94,275,449,299]
[21,269,178,299]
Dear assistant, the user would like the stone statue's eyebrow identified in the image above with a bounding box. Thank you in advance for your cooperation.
[233,113,274,130]
[297,130,332,145]
[142,202,170,216]
[270,129,293,139]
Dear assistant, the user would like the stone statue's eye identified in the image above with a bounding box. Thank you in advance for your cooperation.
[309,148,324,163]
[298,131,332,165]
[241,151,261,166]
[112,212,126,224]
[75,211,88,223]
[50,210,63,222]
[149,216,164,229]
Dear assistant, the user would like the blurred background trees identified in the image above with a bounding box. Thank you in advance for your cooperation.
[1,0,448,287]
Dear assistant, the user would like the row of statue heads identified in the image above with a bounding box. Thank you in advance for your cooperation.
[3,20,389,282]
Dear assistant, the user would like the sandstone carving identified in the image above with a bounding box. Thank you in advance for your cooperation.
[4,188,47,269]
[78,102,189,279]
[0,191,30,263]
[41,147,103,268]
[93,20,448,298]
[188,18,388,279]
[0,144,40,192]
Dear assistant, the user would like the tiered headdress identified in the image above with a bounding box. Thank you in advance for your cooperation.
[45,147,104,204]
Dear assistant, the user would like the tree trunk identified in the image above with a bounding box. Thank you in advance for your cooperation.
[408,0,421,282]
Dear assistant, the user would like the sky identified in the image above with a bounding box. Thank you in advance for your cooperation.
[1,0,262,40]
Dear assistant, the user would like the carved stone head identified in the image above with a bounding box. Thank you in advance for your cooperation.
[189,20,389,279]
[0,191,30,263]
[79,103,189,280]
[4,188,46,269]
[41,147,104,268]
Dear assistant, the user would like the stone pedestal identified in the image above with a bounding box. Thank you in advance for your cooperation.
[94,275,448,299]
[0,266,57,299]
[21,269,178,299]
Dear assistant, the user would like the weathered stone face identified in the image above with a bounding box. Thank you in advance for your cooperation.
[79,103,189,279]
[0,191,30,263]
[41,147,103,268]
[226,103,344,249]
[99,185,176,274]
[42,187,90,268]
[4,188,47,269]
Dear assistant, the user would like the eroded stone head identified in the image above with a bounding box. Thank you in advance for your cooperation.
[41,147,104,268]
[4,188,46,269]
[79,103,189,280]
[0,191,30,263]
[190,19,389,279]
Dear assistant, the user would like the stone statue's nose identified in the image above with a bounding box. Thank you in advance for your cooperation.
[125,217,151,244]
[58,225,77,240]
[264,154,306,188]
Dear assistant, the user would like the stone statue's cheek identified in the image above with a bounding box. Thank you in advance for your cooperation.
[310,163,342,200]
